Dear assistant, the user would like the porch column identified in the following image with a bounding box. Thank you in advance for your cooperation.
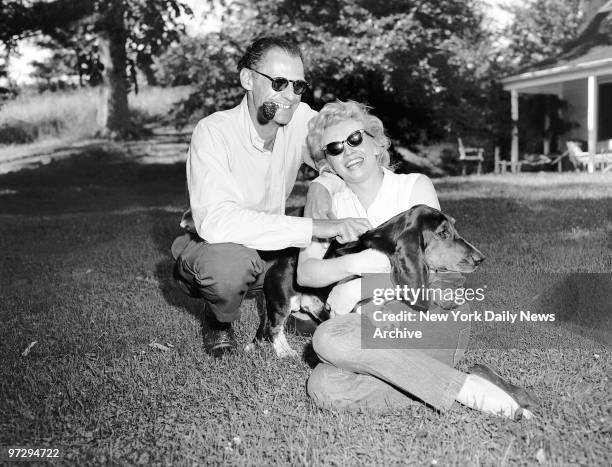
[587,75,598,173]
[543,114,550,155]
[511,89,519,172]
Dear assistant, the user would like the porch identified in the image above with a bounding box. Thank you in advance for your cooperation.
[501,50,612,173]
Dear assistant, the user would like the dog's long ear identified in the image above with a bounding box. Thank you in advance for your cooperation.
[324,238,364,259]
[390,229,429,310]
[358,224,397,255]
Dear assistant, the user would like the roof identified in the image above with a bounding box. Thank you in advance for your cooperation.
[502,1,612,88]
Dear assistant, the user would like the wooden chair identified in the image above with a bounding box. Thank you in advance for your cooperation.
[566,141,612,172]
[457,138,484,175]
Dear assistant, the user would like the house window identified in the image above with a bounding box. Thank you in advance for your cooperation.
[599,81,612,140]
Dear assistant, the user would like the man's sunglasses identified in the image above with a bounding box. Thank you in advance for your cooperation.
[249,68,309,95]
[321,129,374,157]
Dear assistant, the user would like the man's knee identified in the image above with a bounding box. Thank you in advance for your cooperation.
[176,241,264,299]
[188,242,261,281]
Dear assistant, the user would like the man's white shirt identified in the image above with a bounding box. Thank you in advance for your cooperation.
[184,95,340,250]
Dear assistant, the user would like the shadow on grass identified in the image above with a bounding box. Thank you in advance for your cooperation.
[148,209,206,330]
[533,273,612,347]
[0,145,187,216]
[0,143,210,336]
[301,341,322,369]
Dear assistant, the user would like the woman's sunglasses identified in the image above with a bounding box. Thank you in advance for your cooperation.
[321,129,374,157]
[249,69,309,95]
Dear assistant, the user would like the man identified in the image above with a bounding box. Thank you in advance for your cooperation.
[171,37,370,357]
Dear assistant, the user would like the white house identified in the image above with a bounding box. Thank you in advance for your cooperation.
[501,0,612,172]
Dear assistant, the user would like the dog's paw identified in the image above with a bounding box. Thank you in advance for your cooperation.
[244,341,261,353]
[274,345,299,359]
[272,332,298,358]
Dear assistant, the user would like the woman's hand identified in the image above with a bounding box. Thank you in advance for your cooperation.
[346,249,391,275]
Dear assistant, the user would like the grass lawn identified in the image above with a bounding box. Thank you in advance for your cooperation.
[0,146,610,465]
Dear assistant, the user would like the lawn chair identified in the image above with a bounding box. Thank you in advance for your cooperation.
[521,153,566,172]
[566,141,612,172]
[494,148,565,174]
[457,138,484,175]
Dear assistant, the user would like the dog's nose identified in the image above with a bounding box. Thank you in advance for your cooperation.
[472,255,486,266]
[472,253,486,265]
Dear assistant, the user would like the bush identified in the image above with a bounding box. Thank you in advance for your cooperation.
[0,121,39,144]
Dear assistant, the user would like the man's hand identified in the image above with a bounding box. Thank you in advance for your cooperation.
[304,182,334,219]
[312,218,371,243]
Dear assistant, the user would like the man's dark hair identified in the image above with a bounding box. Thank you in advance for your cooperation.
[237,36,304,72]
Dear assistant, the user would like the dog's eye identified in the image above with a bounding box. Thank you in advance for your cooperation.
[437,228,451,239]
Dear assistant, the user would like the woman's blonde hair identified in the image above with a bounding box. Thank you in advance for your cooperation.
[307,100,391,171]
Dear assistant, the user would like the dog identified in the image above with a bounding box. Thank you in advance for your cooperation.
[245,204,486,357]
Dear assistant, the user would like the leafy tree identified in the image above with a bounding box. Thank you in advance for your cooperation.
[496,0,586,154]
[32,24,103,88]
[161,0,489,147]
[500,0,584,69]
[0,0,192,138]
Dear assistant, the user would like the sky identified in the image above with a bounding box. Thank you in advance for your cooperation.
[4,0,517,85]
[484,0,516,29]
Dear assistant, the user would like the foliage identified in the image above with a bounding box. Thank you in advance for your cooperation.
[0,0,92,50]
[32,28,104,89]
[500,0,585,70]
[0,0,193,137]
[158,33,244,124]
[159,0,595,157]
[161,0,496,145]
[1,0,191,82]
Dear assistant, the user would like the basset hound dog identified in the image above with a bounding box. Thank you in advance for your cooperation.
[245,204,486,357]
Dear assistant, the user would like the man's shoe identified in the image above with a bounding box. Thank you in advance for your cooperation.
[203,319,237,358]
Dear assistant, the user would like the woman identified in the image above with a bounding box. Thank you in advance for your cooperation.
[298,100,535,419]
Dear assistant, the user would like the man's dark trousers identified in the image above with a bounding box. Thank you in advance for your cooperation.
[171,232,268,322]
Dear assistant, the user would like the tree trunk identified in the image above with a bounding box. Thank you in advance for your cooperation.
[139,55,158,86]
[97,1,131,138]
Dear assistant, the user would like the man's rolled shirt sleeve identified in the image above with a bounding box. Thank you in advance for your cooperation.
[187,122,313,250]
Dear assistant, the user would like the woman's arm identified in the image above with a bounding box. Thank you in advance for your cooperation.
[297,176,391,287]
[297,246,391,288]
[297,244,355,288]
